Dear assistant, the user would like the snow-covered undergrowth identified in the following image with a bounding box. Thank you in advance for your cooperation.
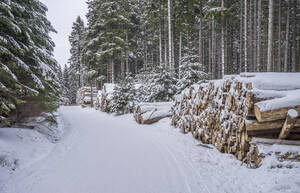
[0,111,63,182]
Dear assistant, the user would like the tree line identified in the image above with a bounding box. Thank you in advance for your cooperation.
[63,0,299,104]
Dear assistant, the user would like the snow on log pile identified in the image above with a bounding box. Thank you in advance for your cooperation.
[134,102,173,124]
[97,83,115,113]
[171,73,300,167]
[76,87,97,106]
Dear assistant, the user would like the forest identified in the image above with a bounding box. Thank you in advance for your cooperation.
[62,0,300,105]
[1,1,300,192]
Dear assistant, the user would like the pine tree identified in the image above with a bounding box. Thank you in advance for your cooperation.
[69,16,85,90]
[62,64,71,102]
[139,66,177,102]
[177,59,208,94]
[0,0,59,123]
[110,73,135,115]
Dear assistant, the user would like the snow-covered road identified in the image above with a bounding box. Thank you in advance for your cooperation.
[1,106,300,193]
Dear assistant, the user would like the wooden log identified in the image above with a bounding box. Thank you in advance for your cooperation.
[251,137,300,146]
[279,109,299,139]
[254,105,300,123]
[246,119,284,131]
[142,114,172,124]
[288,134,300,140]
[246,118,300,131]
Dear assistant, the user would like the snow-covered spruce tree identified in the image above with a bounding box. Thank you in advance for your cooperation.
[61,64,72,103]
[177,55,208,94]
[68,16,85,103]
[138,66,177,102]
[0,0,59,124]
[110,73,135,115]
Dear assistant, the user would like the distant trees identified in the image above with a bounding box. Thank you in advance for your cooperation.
[68,0,299,90]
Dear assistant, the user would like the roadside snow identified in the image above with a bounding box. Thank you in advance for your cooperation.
[1,106,300,193]
[0,127,55,183]
[0,112,64,184]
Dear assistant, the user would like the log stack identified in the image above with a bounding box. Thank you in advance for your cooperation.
[76,87,97,106]
[97,83,115,113]
[134,102,172,124]
[171,73,300,167]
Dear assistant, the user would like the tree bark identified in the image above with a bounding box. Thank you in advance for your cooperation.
[291,0,297,72]
[221,0,225,78]
[249,0,253,72]
[253,0,257,73]
[244,0,248,72]
[159,0,163,65]
[239,0,243,73]
[168,0,172,69]
[267,0,274,72]
[209,19,212,79]
[212,18,216,79]
[179,32,182,69]
[284,0,290,72]
[111,58,114,84]
[277,0,281,72]
[257,0,262,72]
[126,33,129,73]
[199,21,202,66]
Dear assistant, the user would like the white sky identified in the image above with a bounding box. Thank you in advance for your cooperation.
[40,0,88,67]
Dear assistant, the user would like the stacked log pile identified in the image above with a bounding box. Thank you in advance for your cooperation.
[171,73,300,167]
[76,87,97,106]
[134,102,172,124]
[97,83,115,113]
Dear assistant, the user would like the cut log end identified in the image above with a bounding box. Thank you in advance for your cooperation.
[279,110,299,140]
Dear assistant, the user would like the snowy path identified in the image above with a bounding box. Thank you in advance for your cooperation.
[1,106,300,193]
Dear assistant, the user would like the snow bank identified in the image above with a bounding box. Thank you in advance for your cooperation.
[234,73,300,91]
[226,73,300,112]
[256,89,300,112]
[0,111,64,183]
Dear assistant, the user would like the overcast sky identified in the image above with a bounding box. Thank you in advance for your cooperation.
[40,0,88,67]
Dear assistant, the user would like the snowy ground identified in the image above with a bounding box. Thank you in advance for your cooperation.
[1,106,300,193]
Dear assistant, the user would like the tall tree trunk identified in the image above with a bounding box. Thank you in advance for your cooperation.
[159,0,163,65]
[277,0,281,72]
[291,0,297,72]
[244,0,248,72]
[239,0,243,73]
[267,0,274,72]
[253,0,257,73]
[121,54,124,78]
[212,18,216,79]
[221,0,225,78]
[172,15,175,69]
[209,19,212,79]
[144,41,148,70]
[90,84,93,108]
[168,0,172,69]
[284,0,290,72]
[249,0,253,72]
[199,21,202,66]
[257,0,262,72]
[179,32,182,68]
[126,33,129,73]
[111,58,114,84]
